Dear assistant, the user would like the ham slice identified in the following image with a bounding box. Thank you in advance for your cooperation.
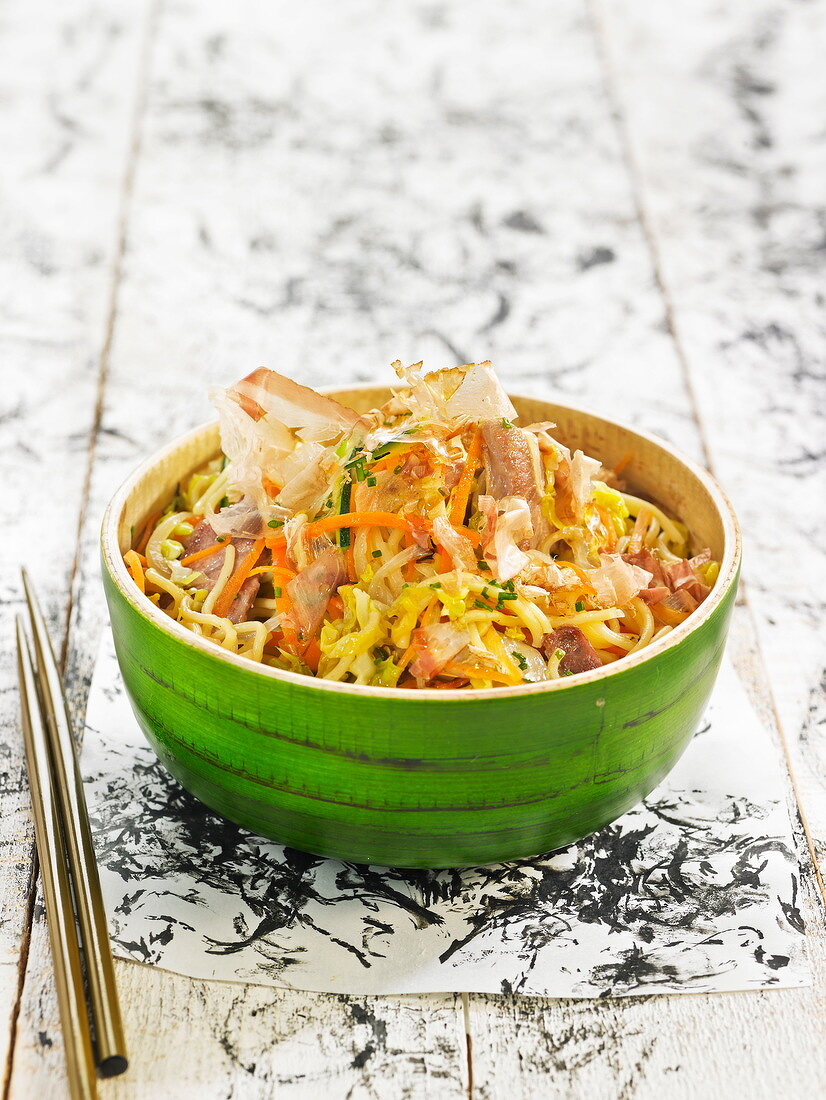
[542,626,602,674]
[481,421,547,547]
[286,548,348,641]
[181,521,261,623]
[410,623,472,679]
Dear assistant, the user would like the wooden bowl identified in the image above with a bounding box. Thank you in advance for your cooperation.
[101,390,741,868]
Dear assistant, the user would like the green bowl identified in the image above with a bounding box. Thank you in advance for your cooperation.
[101,389,741,868]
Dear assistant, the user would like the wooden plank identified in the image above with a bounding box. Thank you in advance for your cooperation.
[468,607,826,1097]
[8,1,474,1095]
[0,0,150,1082]
[8,1,825,1098]
[595,0,826,867]
[470,2,826,1096]
[9,946,468,1099]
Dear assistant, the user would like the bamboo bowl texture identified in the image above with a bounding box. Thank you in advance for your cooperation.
[101,390,741,868]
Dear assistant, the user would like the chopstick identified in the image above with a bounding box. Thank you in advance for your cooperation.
[16,622,97,1100]
[18,570,128,1088]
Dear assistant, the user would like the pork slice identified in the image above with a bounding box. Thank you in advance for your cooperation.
[481,421,546,547]
[622,548,666,588]
[226,576,261,624]
[541,625,603,674]
[286,548,347,641]
[182,520,261,620]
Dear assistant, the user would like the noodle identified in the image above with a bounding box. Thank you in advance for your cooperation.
[125,360,718,688]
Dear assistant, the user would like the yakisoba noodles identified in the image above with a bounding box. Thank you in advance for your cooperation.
[124,362,719,689]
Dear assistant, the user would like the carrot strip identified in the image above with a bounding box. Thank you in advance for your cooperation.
[326,593,345,620]
[449,427,483,526]
[596,505,617,552]
[483,626,524,683]
[345,545,356,582]
[443,662,516,686]
[303,511,411,538]
[213,538,265,619]
[135,511,161,554]
[303,639,322,672]
[556,560,596,593]
[180,540,228,566]
[397,643,417,672]
[248,564,297,581]
[124,550,145,594]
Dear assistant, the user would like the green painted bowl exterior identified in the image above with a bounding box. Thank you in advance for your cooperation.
[101,393,741,868]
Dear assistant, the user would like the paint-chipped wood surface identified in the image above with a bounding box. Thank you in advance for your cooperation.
[1,0,824,1096]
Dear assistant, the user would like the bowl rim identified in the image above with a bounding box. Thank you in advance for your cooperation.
[101,390,742,702]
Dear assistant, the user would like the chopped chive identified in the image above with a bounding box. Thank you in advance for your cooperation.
[554,648,565,661]
[575,600,585,612]
[474,599,490,610]
[372,550,382,558]
[502,418,513,429]
[497,591,518,601]
[511,651,528,671]
[267,519,284,529]
[216,536,226,543]
[367,476,377,487]
[429,581,442,589]
[393,465,402,474]
[477,560,491,571]
[218,495,230,509]
[272,586,282,598]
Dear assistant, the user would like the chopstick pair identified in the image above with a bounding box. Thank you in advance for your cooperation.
[16,570,127,1100]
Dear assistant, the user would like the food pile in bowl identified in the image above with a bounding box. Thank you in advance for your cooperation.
[123,361,718,690]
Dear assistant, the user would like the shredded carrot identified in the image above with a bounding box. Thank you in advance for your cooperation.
[345,545,356,582]
[371,444,415,473]
[248,564,297,581]
[303,639,322,672]
[455,524,481,548]
[180,540,228,566]
[303,511,411,538]
[483,626,524,684]
[555,560,596,593]
[596,505,617,552]
[397,642,417,671]
[213,538,265,619]
[135,511,161,554]
[124,550,145,594]
[435,547,452,573]
[613,451,634,478]
[420,597,441,627]
[269,541,290,568]
[326,593,344,619]
[449,427,483,526]
[261,475,281,498]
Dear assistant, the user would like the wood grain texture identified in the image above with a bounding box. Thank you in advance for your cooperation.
[0,0,150,1082]
[3,0,824,1095]
[596,0,826,873]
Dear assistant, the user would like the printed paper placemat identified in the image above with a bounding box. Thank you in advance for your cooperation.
[82,635,809,996]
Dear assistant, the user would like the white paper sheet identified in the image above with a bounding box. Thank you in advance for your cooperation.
[82,634,810,996]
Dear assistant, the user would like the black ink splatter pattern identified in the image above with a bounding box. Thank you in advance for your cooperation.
[82,645,809,997]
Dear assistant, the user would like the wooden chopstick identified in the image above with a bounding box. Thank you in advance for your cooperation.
[16,619,97,1100]
[19,570,128,1078]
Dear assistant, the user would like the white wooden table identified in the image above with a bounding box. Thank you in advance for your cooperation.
[2,0,825,1094]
